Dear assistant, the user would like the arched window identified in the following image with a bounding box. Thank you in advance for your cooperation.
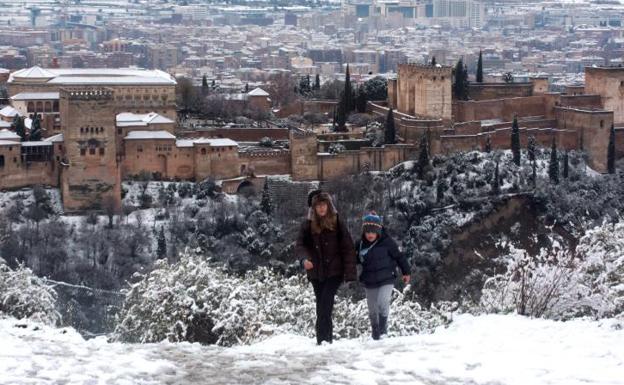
[0,155,4,168]
[36,101,43,112]
[53,101,59,112]
[44,102,52,112]
[27,102,35,113]
[200,148,207,155]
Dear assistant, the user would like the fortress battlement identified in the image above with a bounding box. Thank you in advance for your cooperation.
[61,88,114,101]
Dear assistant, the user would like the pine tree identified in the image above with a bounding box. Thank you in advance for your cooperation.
[527,135,536,162]
[492,161,500,195]
[485,135,492,153]
[431,56,436,66]
[417,133,429,179]
[29,113,42,141]
[355,86,367,113]
[385,108,396,144]
[261,179,273,216]
[608,123,616,174]
[476,50,483,83]
[563,151,569,179]
[549,137,559,184]
[511,115,521,166]
[156,226,167,259]
[314,74,321,90]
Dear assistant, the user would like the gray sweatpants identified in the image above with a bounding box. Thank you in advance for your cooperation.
[365,284,394,323]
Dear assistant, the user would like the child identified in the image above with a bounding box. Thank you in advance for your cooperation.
[355,212,410,340]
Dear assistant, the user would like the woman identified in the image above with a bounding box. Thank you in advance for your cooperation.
[296,190,357,345]
[355,212,410,340]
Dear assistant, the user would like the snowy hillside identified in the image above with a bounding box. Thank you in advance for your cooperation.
[2,314,623,385]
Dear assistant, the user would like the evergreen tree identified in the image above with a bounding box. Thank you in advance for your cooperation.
[335,92,347,132]
[492,161,500,195]
[484,134,492,153]
[476,50,483,83]
[511,115,521,166]
[608,123,616,174]
[201,74,208,94]
[436,178,444,203]
[314,74,321,90]
[532,159,537,189]
[12,115,26,141]
[385,108,396,144]
[261,178,273,216]
[29,113,42,141]
[431,56,436,66]
[563,151,569,179]
[245,83,249,93]
[343,64,354,112]
[417,133,429,179]
[453,59,469,100]
[332,106,336,131]
[156,226,167,259]
[549,137,559,184]
[211,79,216,90]
[355,86,367,113]
[527,135,536,162]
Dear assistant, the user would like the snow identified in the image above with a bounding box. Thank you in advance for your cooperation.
[1,314,622,385]
[117,112,174,127]
[124,131,176,140]
[0,129,20,141]
[10,92,60,101]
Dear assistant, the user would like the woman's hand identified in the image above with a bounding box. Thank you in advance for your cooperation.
[402,275,411,284]
[303,259,314,271]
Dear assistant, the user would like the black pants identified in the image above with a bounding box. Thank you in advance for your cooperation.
[310,276,342,345]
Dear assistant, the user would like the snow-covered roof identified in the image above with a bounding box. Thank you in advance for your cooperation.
[116,112,175,127]
[193,138,239,147]
[0,129,20,140]
[0,140,19,146]
[21,141,52,147]
[247,87,269,96]
[0,121,11,129]
[9,67,176,86]
[175,139,194,148]
[0,106,19,118]
[10,92,60,101]
[44,133,64,143]
[124,131,176,140]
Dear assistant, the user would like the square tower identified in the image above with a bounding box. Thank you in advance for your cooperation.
[396,64,452,120]
[59,88,121,212]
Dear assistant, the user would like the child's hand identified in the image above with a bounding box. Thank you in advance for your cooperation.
[402,275,411,284]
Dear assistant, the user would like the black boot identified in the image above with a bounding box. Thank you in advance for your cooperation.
[379,316,388,336]
[371,323,381,340]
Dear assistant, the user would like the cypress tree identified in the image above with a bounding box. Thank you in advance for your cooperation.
[385,108,396,144]
[492,161,500,195]
[431,56,436,66]
[527,135,536,162]
[485,134,492,153]
[532,159,537,189]
[29,113,42,141]
[453,59,463,100]
[417,133,429,179]
[12,115,26,141]
[261,179,273,216]
[202,74,208,88]
[608,123,616,174]
[355,86,367,113]
[245,83,249,93]
[344,64,354,112]
[156,226,167,259]
[314,73,321,90]
[511,115,521,166]
[549,137,559,184]
[336,92,347,132]
[476,50,483,83]
[562,151,569,179]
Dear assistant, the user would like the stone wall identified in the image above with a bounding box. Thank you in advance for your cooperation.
[290,130,318,181]
[239,151,291,176]
[453,96,547,122]
[317,144,416,180]
[585,67,624,124]
[179,127,289,141]
[396,64,452,120]
[0,158,58,190]
[468,82,533,101]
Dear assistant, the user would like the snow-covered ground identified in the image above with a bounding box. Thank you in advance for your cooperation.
[2,314,623,385]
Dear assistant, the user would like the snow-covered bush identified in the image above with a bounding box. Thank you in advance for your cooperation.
[480,220,624,320]
[0,261,59,325]
[113,251,449,346]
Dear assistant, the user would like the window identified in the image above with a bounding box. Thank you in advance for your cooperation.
[137,145,143,153]
[600,120,604,128]
[53,101,59,112]
[201,148,206,155]
[27,102,35,113]
[117,128,122,135]
[99,148,105,156]
[36,101,43,111]
[8,146,12,151]
[80,148,86,156]
[89,148,96,155]
[0,155,4,168]
[44,101,52,112]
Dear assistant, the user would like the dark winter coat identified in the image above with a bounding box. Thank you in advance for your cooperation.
[355,230,410,289]
[295,216,357,282]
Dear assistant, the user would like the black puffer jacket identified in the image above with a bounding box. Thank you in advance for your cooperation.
[355,230,410,289]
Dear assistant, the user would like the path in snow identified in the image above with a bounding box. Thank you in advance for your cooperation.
[1,314,623,385]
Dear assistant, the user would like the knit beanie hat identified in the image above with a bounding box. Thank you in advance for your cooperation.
[362,211,383,234]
